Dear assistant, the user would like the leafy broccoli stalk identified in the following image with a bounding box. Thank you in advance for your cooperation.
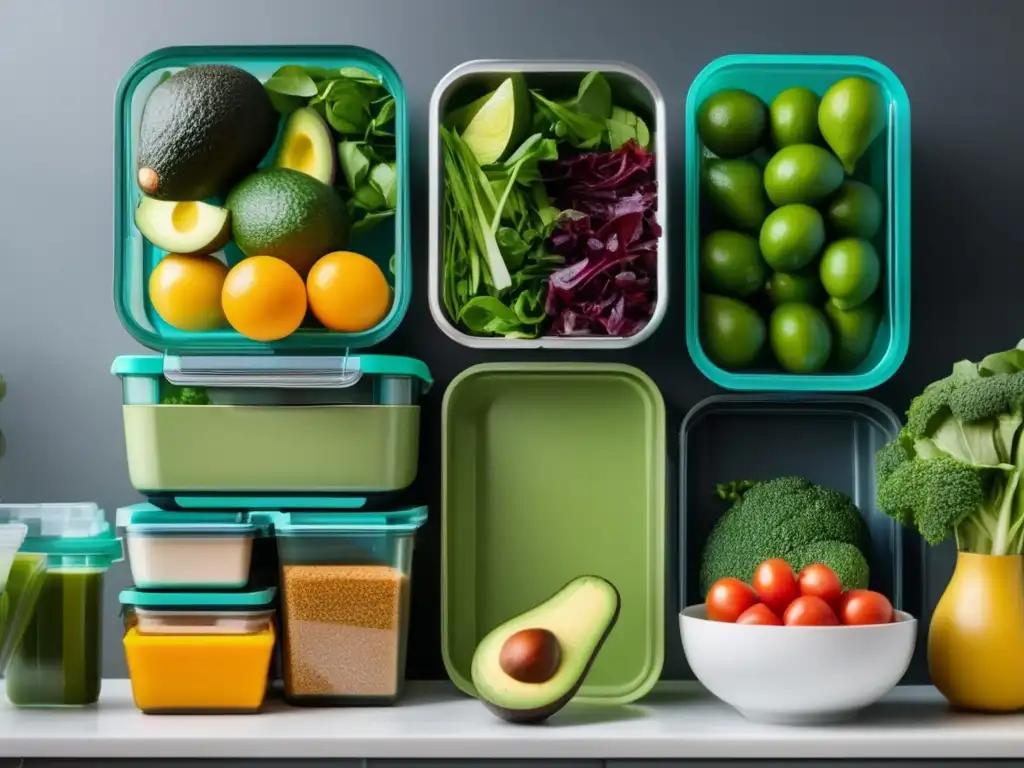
[160,382,211,406]
[699,476,872,594]
[875,343,1024,555]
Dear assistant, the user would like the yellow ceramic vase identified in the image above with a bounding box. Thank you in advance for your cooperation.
[928,552,1024,711]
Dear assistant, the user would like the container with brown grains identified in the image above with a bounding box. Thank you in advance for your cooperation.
[272,508,426,706]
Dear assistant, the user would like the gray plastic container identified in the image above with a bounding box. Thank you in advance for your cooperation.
[428,59,668,349]
[679,394,913,612]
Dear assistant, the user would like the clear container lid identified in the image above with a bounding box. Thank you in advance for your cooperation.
[111,353,432,391]
[0,523,28,590]
[116,503,264,537]
[119,586,277,611]
[0,503,123,563]
[270,506,427,536]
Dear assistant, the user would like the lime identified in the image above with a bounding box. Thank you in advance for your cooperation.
[826,181,883,240]
[697,89,767,159]
[701,294,766,370]
[758,204,825,272]
[765,269,823,306]
[700,230,767,298]
[770,302,832,373]
[825,298,880,369]
[770,87,822,148]
[702,158,770,232]
[819,238,881,310]
[763,144,844,206]
[461,74,531,165]
[819,77,885,174]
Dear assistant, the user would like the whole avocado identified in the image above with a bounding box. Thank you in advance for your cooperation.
[137,64,279,201]
[227,167,350,276]
[699,476,871,595]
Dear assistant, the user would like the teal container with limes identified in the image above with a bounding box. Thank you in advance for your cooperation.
[685,54,910,392]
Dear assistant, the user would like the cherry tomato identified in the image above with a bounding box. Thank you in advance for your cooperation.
[706,577,760,622]
[797,563,843,608]
[752,558,800,616]
[838,590,894,626]
[783,595,839,626]
[736,603,782,626]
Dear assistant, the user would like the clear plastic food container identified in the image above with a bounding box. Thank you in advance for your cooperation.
[0,503,123,708]
[112,354,431,502]
[115,46,412,354]
[117,504,269,589]
[272,507,426,706]
[120,587,277,714]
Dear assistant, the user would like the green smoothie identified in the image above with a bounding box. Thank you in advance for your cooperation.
[5,566,104,706]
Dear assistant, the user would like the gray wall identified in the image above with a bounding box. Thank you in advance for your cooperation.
[0,0,1013,682]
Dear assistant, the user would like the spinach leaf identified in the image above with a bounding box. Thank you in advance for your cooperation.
[264,65,318,98]
[338,141,371,191]
[574,71,613,119]
[531,90,606,148]
[607,106,651,150]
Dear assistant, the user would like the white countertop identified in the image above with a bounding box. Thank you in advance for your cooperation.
[0,680,1022,760]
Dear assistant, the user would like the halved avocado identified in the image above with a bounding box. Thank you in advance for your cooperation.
[134,197,231,256]
[274,107,336,185]
[470,575,621,724]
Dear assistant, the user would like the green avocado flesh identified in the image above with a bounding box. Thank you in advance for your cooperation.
[274,107,336,186]
[470,575,620,724]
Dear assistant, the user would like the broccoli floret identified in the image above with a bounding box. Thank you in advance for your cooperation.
[160,385,211,405]
[877,342,1024,555]
[876,455,984,545]
[792,541,870,591]
[699,476,870,596]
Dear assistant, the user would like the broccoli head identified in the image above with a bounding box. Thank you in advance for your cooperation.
[699,476,871,595]
[791,541,870,591]
[160,385,211,405]
[877,342,1024,555]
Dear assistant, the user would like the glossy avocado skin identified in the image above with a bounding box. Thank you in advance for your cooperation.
[471,575,621,724]
[137,64,279,201]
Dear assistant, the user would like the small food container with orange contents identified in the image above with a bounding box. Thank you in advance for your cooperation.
[120,586,277,714]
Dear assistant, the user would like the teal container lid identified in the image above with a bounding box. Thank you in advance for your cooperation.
[271,506,427,535]
[116,503,267,537]
[114,46,411,356]
[111,353,432,392]
[0,503,124,562]
[120,586,277,610]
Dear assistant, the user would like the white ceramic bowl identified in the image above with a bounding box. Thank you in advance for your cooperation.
[680,603,917,725]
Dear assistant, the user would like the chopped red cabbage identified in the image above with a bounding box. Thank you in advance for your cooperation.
[543,141,660,336]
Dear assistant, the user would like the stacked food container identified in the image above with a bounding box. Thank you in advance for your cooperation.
[112,46,430,712]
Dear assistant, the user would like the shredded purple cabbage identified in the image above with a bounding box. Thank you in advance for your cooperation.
[543,141,660,336]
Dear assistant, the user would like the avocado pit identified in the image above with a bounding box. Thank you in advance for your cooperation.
[499,628,562,684]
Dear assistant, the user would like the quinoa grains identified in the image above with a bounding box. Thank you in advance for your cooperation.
[281,564,410,700]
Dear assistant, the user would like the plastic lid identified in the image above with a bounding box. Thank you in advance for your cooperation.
[111,354,432,392]
[116,503,263,536]
[119,586,277,610]
[270,506,427,535]
[0,523,27,553]
[0,504,124,560]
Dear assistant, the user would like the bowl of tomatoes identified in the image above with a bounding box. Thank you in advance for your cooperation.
[679,559,916,725]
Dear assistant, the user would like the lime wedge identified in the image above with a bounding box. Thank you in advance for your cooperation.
[461,74,531,165]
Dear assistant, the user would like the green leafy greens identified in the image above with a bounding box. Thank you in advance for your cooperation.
[265,65,397,237]
[440,71,655,338]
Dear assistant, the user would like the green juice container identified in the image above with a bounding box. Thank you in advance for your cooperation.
[0,504,123,707]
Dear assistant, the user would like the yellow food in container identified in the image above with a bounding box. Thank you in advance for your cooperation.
[120,586,277,714]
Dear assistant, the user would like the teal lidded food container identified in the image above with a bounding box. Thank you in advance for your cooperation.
[0,503,123,708]
[271,507,426,707]
[112,46,428,506]
[685,54,910,392]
